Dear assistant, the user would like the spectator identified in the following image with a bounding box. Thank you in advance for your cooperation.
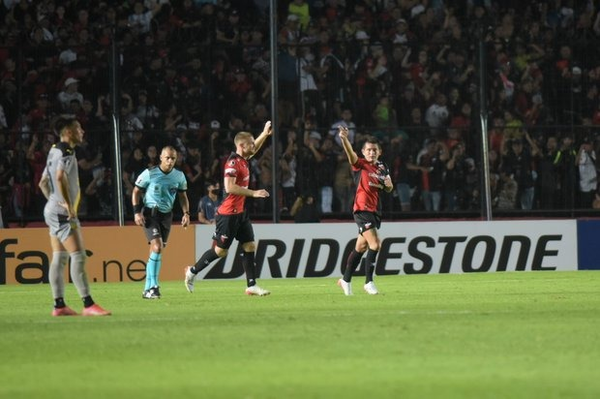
[555,135,578,209]
[279,130,298,213]
[537,136,560,210]
[182,140,204,209]
[444,141,468,211]
[424,92,450,137]
[128,1,164,36]
[496,173,518,210]
[135,90,159,129]
[57,77,83,111]
[315,135,337,214]
[297,125,321,200]
[329,107,356,147]
[502,133,540,210]
[417,139,448,211]
[197,179,222,224]
[576,138,597,208]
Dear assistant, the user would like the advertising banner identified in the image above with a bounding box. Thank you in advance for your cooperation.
[0,220,578,285]
[194,220,578,280]
[576,220,600,270]
[0,226,195,285]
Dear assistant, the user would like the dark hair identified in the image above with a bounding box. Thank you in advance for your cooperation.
[362,137,381,150]
[54,117,78,136]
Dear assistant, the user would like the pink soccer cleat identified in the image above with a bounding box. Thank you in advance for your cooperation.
[52,306,78,316]
[82,304,112,316]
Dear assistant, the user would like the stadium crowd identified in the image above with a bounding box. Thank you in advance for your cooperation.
[1,0,600,225]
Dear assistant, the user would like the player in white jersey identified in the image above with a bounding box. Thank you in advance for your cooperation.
[132,146,190,299]
[39,117,111,316]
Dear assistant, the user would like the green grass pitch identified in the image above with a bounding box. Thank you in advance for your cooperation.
[1,271,599,399]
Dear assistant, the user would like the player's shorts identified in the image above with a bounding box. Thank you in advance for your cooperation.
[213,211,254,249]
[43,203,81,242]
[142,207,173,246]
[353,211,381,235]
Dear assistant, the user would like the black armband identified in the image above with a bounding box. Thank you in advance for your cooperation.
[133,203,143,214]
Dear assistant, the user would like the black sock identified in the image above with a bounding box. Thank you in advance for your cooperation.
[365,249,378,283]
[343,250,364,282]
[241,251,256,287]
[191,248,219,274]
[54,297,66,309]
[82,296,95,308]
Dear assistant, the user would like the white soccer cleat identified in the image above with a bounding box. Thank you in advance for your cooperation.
[184,266,196,293]
[337,278,353,296]
[363,281,379,295]
[245,285,270,296]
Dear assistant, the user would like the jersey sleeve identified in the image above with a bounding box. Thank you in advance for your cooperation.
[224,159,238,178]
[134,168,150,189]
[178,171,188,191]
[352,157,367,172]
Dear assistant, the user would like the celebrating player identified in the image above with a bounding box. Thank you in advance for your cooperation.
[184,121,273,296]
[39,117,111,316]
[133,145,190,299]
[337,126,393,295]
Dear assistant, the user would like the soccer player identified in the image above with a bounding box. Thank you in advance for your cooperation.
[337,126,393,295]
[184,121,273,296]
[38,117,111,316]
[132,146,190,299]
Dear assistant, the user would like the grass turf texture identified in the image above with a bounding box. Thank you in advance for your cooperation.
[1,272,599,399]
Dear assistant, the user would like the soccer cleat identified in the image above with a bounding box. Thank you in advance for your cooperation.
[363,281,379,295]
[337,278,353,296]
[142,287,160,299]
[184,266,196,293]
[52,306,78,316]
[245,285,270,296]
[82,304,111,316]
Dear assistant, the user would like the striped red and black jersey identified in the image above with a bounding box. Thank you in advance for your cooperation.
[352,158,387,214]
[217,152,249,215]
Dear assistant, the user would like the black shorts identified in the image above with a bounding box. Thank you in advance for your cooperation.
[213,211,255,249]
[142,207,173,246]
[353,211,381,235]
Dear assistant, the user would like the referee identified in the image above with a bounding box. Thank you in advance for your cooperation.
[133,145,190,299]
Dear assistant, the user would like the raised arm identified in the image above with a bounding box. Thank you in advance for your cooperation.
[252,120,273,156]
[338,126,358,165]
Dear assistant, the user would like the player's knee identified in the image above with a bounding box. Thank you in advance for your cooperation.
[242,242,255,253]
[356,241,368,252]
[369,243,381,252]
[70,250,86,266]
[151,245,162,254]
[150,241,162,254]
[215,247,228,258]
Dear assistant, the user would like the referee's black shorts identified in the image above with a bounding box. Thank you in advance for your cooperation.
[142,207,173,245]
[213,211,254,249]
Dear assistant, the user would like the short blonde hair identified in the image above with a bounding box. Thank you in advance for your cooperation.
[234,131,254,146]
